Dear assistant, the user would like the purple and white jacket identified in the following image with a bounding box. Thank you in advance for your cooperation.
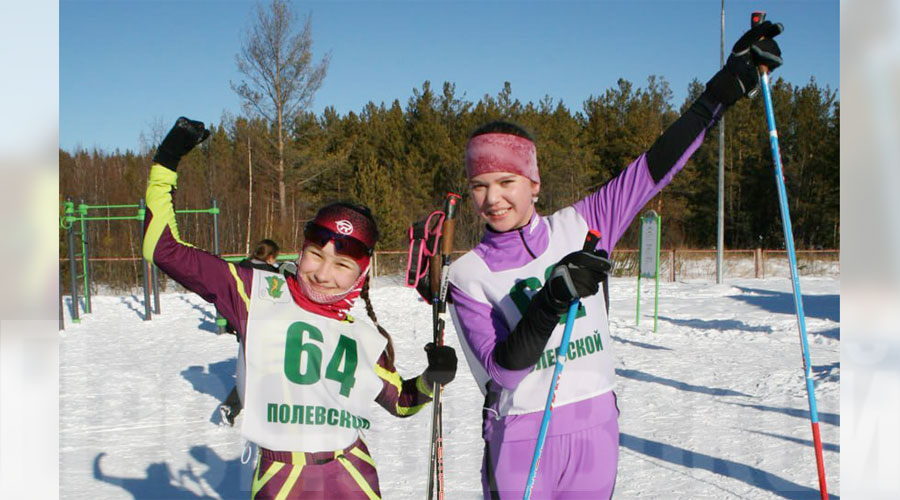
[448,99,722,444]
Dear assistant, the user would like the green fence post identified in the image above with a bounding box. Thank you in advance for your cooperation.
[65,200,79,323]
[59,266,65,330]
[211,198,227,334]
[138,199,152,321]
[79,200,92,314]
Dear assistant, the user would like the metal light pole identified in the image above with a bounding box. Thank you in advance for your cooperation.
[716,0,726,284]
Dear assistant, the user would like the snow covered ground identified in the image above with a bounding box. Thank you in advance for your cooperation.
[59,276,839,499]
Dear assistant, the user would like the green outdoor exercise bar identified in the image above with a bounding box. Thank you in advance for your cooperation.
[59,198,220,329]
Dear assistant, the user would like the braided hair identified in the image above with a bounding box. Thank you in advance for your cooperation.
[359,275,395,371]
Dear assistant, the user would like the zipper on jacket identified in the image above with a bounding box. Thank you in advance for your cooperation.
[517,227,537,259]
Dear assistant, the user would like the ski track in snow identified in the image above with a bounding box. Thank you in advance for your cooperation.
[59,277,840,499]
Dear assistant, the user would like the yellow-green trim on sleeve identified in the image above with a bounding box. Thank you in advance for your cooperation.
[228,263,251,311]
[395,399,429,417]
[394,375,433,416]
[416,375,435,398]
[397,401,428,417]
[375,364,402,393]
[142,164,194,264]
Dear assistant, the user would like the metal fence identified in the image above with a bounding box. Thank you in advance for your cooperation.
[609,249,840,281]
[60,248,840,295]
[371,248,840,281]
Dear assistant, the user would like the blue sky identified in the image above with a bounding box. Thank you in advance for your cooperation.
[60,0,839,154]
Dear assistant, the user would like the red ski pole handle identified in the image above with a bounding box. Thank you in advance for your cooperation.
[584,229,601,252]
[751,11,770,74]
[751,11,766,28]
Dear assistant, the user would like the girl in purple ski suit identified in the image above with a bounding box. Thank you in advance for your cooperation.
[447,21,784,499]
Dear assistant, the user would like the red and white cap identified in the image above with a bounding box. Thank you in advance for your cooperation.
[299,203,378,305]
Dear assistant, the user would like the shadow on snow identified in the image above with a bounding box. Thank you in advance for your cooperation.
[181,358,238,424]
[619,433,838,499]
[181,358,237,401]
[119,295,149,321]
[745,429,840,453]
[730,287,840,323]
[93,447,251,499]
[728,402,840,427]
[615,368,751,397]
[177,295,220,333]
[611,334,673,351]
[657,316,773,334]
[812,361,840,383]
[814,327,840,340]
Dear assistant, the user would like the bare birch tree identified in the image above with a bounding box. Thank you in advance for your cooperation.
[232,0,330,224]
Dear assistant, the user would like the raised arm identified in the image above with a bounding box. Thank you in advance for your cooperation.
[575,21,784,253]
[142,117,253,337]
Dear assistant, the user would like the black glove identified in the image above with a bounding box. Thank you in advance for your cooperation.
[541,250,612,314]
[493,248,612,371]
[706,21,784,106]
[423,342,457,385]
[153,117,210,171]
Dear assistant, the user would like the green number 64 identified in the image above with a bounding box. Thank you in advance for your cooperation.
[284,321,358,397]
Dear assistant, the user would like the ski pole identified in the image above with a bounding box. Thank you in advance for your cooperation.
[523,230,601,500]
[426,191,461,500]
[751,11,828,500]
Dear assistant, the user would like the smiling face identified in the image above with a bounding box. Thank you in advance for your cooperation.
[298,241,363,296]
[469,171,540,232]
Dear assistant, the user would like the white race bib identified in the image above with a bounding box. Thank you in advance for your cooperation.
[450,208,615,416]
[241,271,387,451]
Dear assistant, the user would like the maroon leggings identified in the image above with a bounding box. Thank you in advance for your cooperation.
[251,437,380,499]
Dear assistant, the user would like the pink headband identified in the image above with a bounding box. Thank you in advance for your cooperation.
[465,133,539,184]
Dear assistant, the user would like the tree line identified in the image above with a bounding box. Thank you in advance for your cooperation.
[60,76,839,266]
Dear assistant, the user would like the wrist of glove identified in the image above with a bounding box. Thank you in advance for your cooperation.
[423,342,457,385]
[705,20,784,107]
[153,117,210,171]
[540,249,612,315]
